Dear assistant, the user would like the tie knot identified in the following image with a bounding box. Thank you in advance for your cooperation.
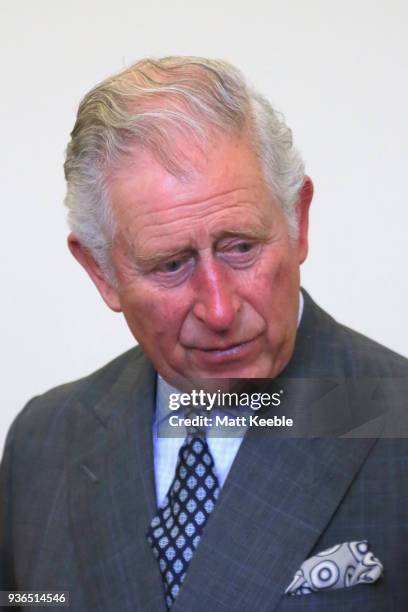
[184,407,206,439]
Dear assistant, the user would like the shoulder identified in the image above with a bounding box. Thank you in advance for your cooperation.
[3,346,147,456]
[299,289,408,378]
[335,319,408,376]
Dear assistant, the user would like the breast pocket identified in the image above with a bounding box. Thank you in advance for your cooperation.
[275,587,398,612]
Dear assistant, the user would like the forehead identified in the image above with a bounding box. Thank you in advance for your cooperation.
[108,136,277,247]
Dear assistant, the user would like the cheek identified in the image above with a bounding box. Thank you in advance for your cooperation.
[271,257,299,294]
[123,288,190,343]
[247,254,299,322]
[253,249,297,294]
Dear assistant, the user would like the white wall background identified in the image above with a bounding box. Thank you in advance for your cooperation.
[1,0,407,453]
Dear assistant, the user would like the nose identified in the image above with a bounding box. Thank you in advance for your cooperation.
[192,259,240,332]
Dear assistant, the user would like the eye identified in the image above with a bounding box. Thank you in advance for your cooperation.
[152,254,194,286]
[161,259,183,273]
[217,238,261,268]
[234,241,253,253]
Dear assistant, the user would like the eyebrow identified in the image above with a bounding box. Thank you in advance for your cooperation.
[133,247,194,270]
[131,225,271,271]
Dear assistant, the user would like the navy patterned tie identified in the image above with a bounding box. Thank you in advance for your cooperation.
[147,430,220,608]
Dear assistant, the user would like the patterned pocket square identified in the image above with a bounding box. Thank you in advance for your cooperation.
[285,540,384,596]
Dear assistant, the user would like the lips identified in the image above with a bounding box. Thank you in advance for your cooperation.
[198,339,254,352]
[189,336,261,365]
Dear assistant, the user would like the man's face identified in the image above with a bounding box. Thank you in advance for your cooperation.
[71,136,311,390]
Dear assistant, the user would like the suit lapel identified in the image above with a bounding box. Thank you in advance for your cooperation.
[67,349,166,612]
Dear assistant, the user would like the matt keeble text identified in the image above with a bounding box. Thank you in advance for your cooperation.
[169,414,293,428]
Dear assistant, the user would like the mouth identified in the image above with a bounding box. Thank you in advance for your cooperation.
[190,336,261,365]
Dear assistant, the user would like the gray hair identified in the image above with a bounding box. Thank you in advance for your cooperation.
[64,56,305,280]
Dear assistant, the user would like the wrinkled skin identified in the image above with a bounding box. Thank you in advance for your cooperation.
[69,136,312,391]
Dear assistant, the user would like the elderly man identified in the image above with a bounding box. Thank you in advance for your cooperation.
[1,57,407,611]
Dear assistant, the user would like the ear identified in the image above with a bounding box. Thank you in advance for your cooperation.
[67,233,122,312]
[296,176,313,264]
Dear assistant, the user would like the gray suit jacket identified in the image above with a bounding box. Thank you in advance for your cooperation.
[1,290,408,611]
